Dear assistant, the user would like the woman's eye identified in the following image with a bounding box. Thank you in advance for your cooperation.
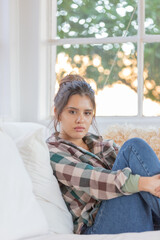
[69,110,76,115]
[84,111,91,116]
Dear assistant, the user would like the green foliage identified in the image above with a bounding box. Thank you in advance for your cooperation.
[57,0,137,38]
[56,0,160,103]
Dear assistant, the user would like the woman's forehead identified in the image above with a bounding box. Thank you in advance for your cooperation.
[66,94,94,108]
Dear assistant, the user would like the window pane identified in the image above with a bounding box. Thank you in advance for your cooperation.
[143,43,160,116]
[55,42,138,116]
[145,0,160,34]
[57,0,138,38]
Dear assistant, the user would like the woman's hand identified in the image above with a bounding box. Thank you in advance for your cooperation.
[138,174,160,197]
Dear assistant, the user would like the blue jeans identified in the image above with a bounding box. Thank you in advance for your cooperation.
[83,138,160,234]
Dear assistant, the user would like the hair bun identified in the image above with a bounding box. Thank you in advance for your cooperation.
[59,74,85,86]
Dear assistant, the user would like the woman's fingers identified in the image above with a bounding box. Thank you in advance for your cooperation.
[155,174,160,179]
[155,191,160,198]
[155,186,160,192]
[153,174,160,197]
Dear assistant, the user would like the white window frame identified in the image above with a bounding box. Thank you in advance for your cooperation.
[47,0,160,131]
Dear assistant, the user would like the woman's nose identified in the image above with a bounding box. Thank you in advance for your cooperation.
[76,114,84,123]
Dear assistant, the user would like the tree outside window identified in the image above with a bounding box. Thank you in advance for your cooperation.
[54,0,160,116]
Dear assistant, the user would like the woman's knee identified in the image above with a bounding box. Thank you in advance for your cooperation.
[121,137,160,175]
[122,137,149,151]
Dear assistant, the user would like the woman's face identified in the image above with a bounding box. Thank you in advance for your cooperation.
[58,94,94,144]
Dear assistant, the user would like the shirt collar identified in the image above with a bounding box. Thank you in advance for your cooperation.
[47,132,103,155]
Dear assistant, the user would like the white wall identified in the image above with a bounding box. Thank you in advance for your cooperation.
[17,0,51,122]
[19,0,40,121]
[0,0,49,122]
[0,0,11,118]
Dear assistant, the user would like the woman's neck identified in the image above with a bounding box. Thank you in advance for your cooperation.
[76,140,90,151]
[59,133,90,151]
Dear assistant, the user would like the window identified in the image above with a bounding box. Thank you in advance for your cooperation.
[49,0,160,124]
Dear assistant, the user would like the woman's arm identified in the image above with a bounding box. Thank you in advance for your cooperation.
[49,145,160,200]
[49,149,135,200]
[138,175,160,197]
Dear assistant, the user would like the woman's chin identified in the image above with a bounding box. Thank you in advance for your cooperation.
[73,131,86,138]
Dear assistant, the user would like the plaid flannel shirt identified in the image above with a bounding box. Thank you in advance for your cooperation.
[47,132,132,234]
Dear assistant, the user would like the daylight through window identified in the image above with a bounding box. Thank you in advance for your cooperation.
[50,0,160,117]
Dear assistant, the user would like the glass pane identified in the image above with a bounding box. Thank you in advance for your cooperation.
[143,43,160,116]
[55,42,138,116]
[57,0,138,38]
[145,0,160,34]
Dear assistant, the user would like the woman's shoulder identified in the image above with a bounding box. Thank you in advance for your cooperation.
[46,133,81,159]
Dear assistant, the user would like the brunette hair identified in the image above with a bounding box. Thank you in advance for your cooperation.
[54,74,98,134]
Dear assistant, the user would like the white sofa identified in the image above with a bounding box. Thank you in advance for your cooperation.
[0,122,160,240]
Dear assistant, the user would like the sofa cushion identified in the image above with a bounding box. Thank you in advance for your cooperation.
[0,129,48,240]
[2,122,73,234]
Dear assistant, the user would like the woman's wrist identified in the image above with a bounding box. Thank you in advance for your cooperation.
[138,177,148,192]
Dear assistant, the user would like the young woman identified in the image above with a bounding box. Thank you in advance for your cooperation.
[47,74,160,235]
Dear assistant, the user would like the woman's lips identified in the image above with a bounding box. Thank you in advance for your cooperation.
[74,127,85,132]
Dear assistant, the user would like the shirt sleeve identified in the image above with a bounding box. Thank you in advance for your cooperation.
[49,149,138,201]
[122,174,140,193]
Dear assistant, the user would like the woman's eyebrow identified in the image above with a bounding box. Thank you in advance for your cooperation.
[85,109,93,112]
[66,107,93,111]
[66,107,79,110]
